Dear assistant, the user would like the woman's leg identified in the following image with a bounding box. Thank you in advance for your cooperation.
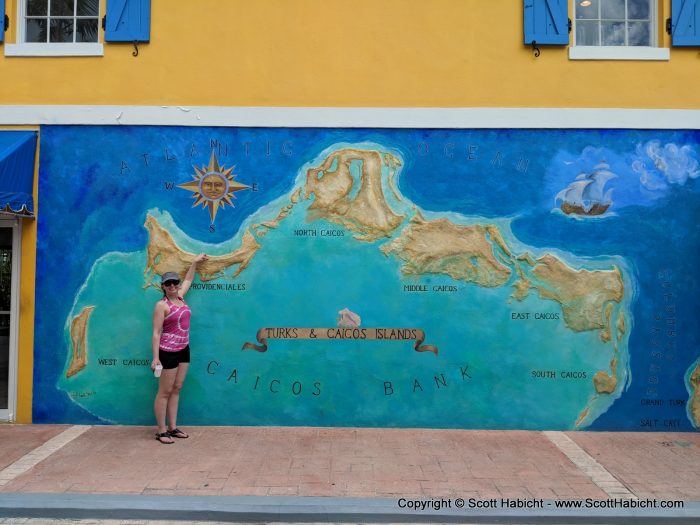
[154,368,178,443]
[166,363,190,433]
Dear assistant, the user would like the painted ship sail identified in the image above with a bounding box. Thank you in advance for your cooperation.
[555,162,616,216]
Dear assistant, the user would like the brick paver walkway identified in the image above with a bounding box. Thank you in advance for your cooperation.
[0,425,698,502]
[567,431,700,500]
[0,426,69,471]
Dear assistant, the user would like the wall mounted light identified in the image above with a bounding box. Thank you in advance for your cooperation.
[580,1,592,6]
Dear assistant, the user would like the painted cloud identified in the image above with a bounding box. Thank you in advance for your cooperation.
[633,141,699,191]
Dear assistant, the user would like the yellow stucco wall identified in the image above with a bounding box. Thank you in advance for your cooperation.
[17,144,37,424]
[0,0,698,108]
[1,0,698,422]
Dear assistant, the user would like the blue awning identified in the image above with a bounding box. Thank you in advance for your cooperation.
[0,131,37,217]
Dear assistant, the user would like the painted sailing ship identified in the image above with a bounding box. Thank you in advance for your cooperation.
[555,162,616,216]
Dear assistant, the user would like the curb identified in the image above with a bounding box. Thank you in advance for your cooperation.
[1,494,700,524]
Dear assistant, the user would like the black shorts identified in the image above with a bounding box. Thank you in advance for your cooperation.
[159,345,190,369]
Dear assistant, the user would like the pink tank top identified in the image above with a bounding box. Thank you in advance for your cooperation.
[159,296,191,352]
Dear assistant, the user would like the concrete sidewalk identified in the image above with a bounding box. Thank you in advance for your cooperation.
[0,425,699,523]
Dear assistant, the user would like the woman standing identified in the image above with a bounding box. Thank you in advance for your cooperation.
[151,253,208,444]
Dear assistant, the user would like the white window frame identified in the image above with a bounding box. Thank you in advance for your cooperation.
[4,0,104,57]
[570,0,669,61]
[0,218,21,423]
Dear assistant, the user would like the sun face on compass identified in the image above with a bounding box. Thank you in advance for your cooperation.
[200,173,227,200]
[178,151,251,223]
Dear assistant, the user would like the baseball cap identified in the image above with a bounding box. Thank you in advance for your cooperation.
[161,271,181,284]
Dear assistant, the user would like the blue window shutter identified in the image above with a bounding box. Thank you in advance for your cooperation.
[672,0,700,46]
[524,0,569,45]
[1,0,5,44]
[105,0,151,42]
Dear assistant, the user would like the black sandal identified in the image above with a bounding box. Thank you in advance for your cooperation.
[168,428,189,439]
[155,431,174,444]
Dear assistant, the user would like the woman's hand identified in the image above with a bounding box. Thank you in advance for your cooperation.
[151,358,161,372]
[180,254,209,297]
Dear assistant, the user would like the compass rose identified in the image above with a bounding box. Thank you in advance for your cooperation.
[178,151,250,223]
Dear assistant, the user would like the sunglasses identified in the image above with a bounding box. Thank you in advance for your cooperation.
[163,280,180,287]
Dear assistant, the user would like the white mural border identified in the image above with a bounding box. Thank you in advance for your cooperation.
[0,106,699,129]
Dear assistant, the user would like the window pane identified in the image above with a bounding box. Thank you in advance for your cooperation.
[601,21,625,45]
[0,228,11,411]
[0,313,9,409]
[25,18,48,42]
[628,21,650,45]
[76,19,98,42]
[27,0,48,16]
[576,0,599,20]
[51,0,74,16]
[628,0,650,20]
[77,0,99,17]
[601,0,625,19]
[577,20,600,45]
[49,18,74,42]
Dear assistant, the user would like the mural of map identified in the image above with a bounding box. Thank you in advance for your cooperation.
[34,126,700,431]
